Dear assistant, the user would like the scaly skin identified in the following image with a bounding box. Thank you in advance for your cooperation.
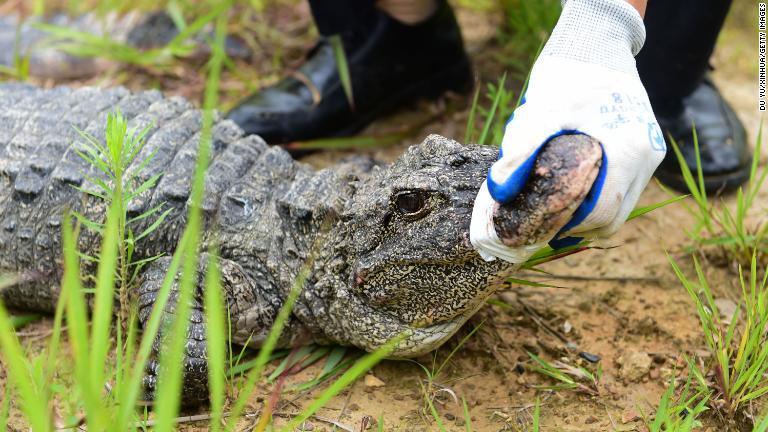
[0,83,602,404]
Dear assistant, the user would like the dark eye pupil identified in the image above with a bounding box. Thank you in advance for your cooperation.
[396,192,424,214]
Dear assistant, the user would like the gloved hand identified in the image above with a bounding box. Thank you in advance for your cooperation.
[470,0,666,263]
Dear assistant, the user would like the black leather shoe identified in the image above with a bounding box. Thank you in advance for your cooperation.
[654,77,751,194]
[226,0,472,145]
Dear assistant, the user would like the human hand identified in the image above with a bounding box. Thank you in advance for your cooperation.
[470,0,666,263]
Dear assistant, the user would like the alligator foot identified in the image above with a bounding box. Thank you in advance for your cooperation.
[137,256,210,406]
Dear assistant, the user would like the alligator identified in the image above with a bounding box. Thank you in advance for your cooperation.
[0,83,602,404]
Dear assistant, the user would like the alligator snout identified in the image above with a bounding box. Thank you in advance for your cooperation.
[492,134,603,247]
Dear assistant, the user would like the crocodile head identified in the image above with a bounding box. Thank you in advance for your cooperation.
[321,134,601,357]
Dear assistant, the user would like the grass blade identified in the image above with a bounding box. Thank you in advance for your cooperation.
[424,384,448,432]
[478,73,507,146]
[0,301,51,432]
[328,35,354,109]
[267,345,315,382]
[10,314,42,330]
[204,253,226,432]
[225,264,311,431]
[627,195,688,221]
[153,4,229,430]
[464,87,481,144]
[279,334,408,432]
[88,198,121,403]
[462,397,472,432]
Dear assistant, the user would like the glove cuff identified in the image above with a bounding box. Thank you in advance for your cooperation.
[543,0,646,74]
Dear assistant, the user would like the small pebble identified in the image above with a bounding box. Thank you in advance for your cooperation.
[579,351,601,363]
[621,408,640,424]
[297,420,314,431]
[364,374,386,388]
[617,351,652,382]
[659,367,675,381]
[361,415,375,430]
[714,298,737,320]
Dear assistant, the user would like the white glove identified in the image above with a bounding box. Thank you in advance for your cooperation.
[470,0,666,263]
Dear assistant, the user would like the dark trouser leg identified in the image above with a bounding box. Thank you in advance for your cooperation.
[308,0,377,36]
[637,0,732,117]
[640,0,751,193]
[227,0,471,145]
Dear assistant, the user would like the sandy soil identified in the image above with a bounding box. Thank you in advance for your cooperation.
[289,4,765,429]
[1,1,765,431]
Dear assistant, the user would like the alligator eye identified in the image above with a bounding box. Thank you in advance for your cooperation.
[394,191,427,216]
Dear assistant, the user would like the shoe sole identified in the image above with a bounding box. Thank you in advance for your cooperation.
[654,162,752,195]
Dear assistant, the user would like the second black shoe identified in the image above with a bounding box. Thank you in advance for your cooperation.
[226,0,472,146]
[654,77,751,194]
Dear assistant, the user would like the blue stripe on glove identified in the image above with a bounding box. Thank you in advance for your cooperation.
[549,143,608,248]
[487,149,541,203]
[487,129,583,204]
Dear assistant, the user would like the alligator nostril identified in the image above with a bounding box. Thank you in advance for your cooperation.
[460,231,472,249]
[353,268,367,287]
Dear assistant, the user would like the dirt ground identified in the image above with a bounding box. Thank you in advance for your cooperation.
[287,4,765,430]
[1,1,765,431]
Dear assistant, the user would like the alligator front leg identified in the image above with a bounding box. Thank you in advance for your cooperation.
[137,255,209,405]
[136,253,302,404]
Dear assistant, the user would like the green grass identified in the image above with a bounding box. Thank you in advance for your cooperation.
[204,251,227,432]
[1,1,744,430]
[0,25,30,80]
[328,34,354,110]
[757,416,768,432]
[465,73,516,146]
[72,111,167,329]
[526,352,600,396]
[531,398,540,432]
[644,365,710,432]
[0,3,402,429]
[0,300,51,431]
[498,0,560,76]
[0,3,231,429]
[280,336,406,432]
[411,321,484,423]
[667,124,767,266]
[669,251,768,418]
[33,1,232,68]
[9,314,42,330]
